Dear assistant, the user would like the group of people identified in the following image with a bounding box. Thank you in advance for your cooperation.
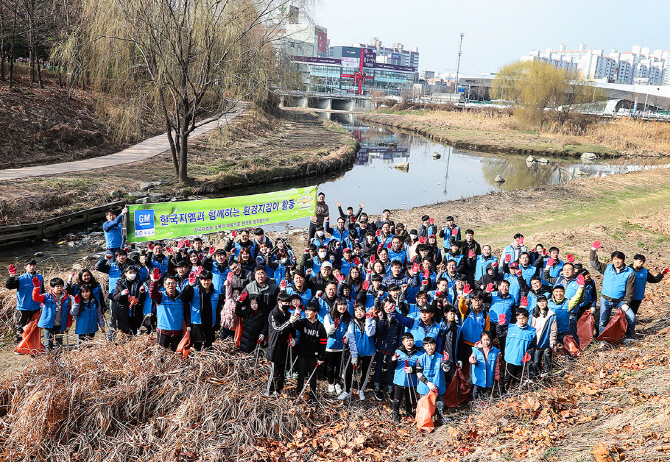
[6,194,669,423]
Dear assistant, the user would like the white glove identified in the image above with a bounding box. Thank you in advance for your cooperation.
[403,366,412,373]
[187,326,191,332]
[621,304,629,313]
[289,314,300,323]
[590,307,596,314]
[259,334,265,342]
[352,356,358,365]
[121,289,129,295]
[289,338,296,347]
[427,382,437,391]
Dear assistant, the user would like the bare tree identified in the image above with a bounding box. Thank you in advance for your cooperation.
[53,0,303,182]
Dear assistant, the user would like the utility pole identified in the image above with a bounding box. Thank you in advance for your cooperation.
[455,32,464,94]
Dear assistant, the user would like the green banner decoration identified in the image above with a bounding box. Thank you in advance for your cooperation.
[127,187,317,243]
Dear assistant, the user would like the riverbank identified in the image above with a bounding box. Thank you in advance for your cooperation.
[0,109,358,225]
[360,108,670,159]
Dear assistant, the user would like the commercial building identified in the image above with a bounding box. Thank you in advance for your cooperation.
[291,44,417,95]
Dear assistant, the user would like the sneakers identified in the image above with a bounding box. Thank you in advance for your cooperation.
[598,341,608,349]
[263,390,277,397]
[359,390,366,401]
[623,338,636,344]
[328,384,336,394]
[374,388,384,401]
[337,391,350,400]
[392,411,400,422]
[335,383,343,394]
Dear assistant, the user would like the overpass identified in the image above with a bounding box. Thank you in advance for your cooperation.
[274,90,375,112]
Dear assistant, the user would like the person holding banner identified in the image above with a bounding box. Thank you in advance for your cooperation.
[103,207,127,253]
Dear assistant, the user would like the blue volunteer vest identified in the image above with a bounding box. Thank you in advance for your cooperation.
[601,265,634,300]
[633,267,648,301]
[548,298,570,333]
[157,294,185,331]
[325,314,349,350]
[74,299,100,335]
[416,353,447,395]
[15,273,43,311]
[471,346,499,388]
[393,349,421,387]
[505,324,536,366]
[189,287,219,327]
[489,293,514,325]
[460,309,487,344]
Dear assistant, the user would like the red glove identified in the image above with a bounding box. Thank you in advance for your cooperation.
[226,271,234,282]
[128,296,139,306]
[546,257,555,267]
[567,254,575,263]
[184,239,190,248]
[387,243,392,249]
[543,248,548,256]
[463,284,472,295]
[419,237,427,244]
[334,318,340,329]
[351,216,356,223]
[140,285,146,293]
[363,281,369,290]
[375,230,381,236]
[443,351,449,362]
[304,248,310,254]
[209,246,216,255]
[188,273,197,285]
[239,291,248,302]
[32,276,40,287]
[7,265,16,276]
[370,255,376,263]
[166,246,173,255]
[404,359,408,368]
[148,242,155,251]
[105,253,113,260]
[151,268,161,280]
[195,266,203,276]
[435,291,443,298]
[412,263,419,273]
[430,218,434,225]
[469,250,475,258]
[520,296,528,308]
[231,231,238,238]
[451,228,458,236]
[577,274,585,286]
[485,283,494,292]
[498,313,507,324]
[519,237,525,244]
[74,294,81,304]
[288,334,292,344]
[366,312,372,319]
[663,267,670,275]
[491,261,498,268]
[522,352,531,364]
[422,279,429,286]
[592,241,601,250]
[336,273,345,282]
[315,290,323,299]
[388,304,396,312]
[505,254,511,263]
[280,280,287,290]
[353,257,361,265]
[177,239,184,249]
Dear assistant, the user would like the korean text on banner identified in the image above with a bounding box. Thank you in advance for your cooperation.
[126,187,317,243]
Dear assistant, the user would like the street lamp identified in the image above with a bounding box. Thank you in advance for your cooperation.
[455,32,464,93]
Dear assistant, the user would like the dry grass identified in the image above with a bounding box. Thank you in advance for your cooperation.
[584,117,670,156]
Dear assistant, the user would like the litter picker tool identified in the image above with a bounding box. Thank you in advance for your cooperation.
[405,359,417,405]
[254,338,262,369]
[519,352,531,392]
[294,362,320,404]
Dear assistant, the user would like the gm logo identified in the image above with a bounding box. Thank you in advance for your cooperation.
[135,210,155,237]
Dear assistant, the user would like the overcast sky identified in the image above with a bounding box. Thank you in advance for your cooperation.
[314,0,670,76]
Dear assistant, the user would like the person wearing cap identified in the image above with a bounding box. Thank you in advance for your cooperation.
[338,247,358,277]
[474,245,497,284]
[103,207,127,253]
[241,266,279,316]
[500,260,524,305]
[180,270,223,350]
[390,303,443,352]
[418,215,437,240]
[530,295,557,377]
[439,215,460,252]
[112,265,146,336]
[309,260,336,293]
[500,234,528,274]
[6,258,44,344]
[590,246,637,344]
[629,254,668,316]
[224,229,256,260]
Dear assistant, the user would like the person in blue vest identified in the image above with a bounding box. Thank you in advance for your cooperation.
[323,298,352,395]
[375,209,395,235]
[514,252,544,285]
[315,280,338,322]
[149,269,190,351]
[503,307,536,391]
[376,222,394,247]
[589,243,636,344]
[390,304,443,352]
[629,254,668,315]
[251,228,273,259]
[181,270,222,350]
[32,277,71,351]
[500,234,528,274]
[311,225,331,248]
[338,303,376,401]
[518,276,552,311]
[70,284,105,345]
[300,245,330,277]
[529,295,557,377]
[391,332,421,421]
[418,215,437,240]
[484,279,515,362]
[6,259,44,344]
[543,260,580,300]
[415,336,449,422]
[372,298,405,401]
[542,247,564,284]
[468,330,500,400]
[96,249,133,339]
[548,276,585,347]
[202,248,232,294]
[501,261,523,305]
[325,216,350,247]
[457,290,491,373]
[474,245,497,283]
[286,270,314,307]
[439,215,460,251]
[443,241,466,275]
[437,260,459,290]
[356,274,386,309]
[144,242,170,277]
[103,207,127,253]
[112,265,146,336]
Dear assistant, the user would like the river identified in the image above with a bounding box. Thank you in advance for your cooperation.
[1,113,667,269]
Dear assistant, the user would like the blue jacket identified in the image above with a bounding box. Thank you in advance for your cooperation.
[503,273,521,304]
[548,298,570,333]
[103,214,124,250]
[602,264,634,300]
[95,258,131,296]
[393,348,421,387]
[286,285,313,307]
[154,290,188,331]
[416,352,447,395]
[7,273,43,311]
[210,262,230,295]
[71,297,103,335]
[37,291,71,329]
[460,308,489,345]
[505,324,536,366]
[471,346,499,388]
[392,311,443,352]
[633,267,648,301]
[346,317,376,358]
[488,292,514,325]
[388,248,407,265]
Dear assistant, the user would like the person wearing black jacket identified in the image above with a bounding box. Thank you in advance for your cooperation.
[360,231,379,260]
[291,302,327,400]
[180,270,222,350]
[441,305,460,385]
[265,293,298,396]
[234,294,268,353]
[372,298,404,400]
[112,265,146,336]
[477,262,502,293]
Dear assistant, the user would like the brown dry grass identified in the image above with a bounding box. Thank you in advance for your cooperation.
[584,117,670,156]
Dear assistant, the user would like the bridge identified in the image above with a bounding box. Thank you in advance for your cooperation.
[274,90,375,112]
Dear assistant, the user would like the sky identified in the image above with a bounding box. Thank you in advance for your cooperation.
[313,0,670,76]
